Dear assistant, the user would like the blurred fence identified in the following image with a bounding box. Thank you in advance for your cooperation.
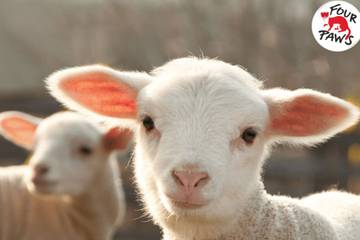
[0,0,359,96]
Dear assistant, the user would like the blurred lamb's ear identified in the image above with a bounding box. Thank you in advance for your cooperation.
[262,88,360,145]
[46,65,153,121]
[0,111,41,150]
[103,127,133,152]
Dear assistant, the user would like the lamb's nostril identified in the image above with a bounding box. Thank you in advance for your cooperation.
[172,170,209,190]
[172,171,185,186]
[33,164,49,176]
[194,174,209,188]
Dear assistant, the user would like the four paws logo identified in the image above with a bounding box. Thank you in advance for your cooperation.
[312,1,360,52]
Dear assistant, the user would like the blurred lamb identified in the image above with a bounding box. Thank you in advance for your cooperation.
[0,111,130,240]
[46,57,360,240]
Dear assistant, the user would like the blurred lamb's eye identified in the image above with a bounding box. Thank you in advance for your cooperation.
[241,128,257,145]
[142,116,155,132]
[79,145,93,156]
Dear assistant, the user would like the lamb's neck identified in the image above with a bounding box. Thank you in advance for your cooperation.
[217,187,271,239]
[213,190,337,240]
[68,156,124,238]
[166,186,335,240]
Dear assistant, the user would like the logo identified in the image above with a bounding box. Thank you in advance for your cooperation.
[312,1,360,52]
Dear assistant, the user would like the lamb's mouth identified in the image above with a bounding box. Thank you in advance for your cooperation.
[30,178,57,193]
[172,201,206,209]
[165,195,209,209]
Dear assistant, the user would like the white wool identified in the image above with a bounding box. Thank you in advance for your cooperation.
[46,57,360,240]
[0,112,125,240]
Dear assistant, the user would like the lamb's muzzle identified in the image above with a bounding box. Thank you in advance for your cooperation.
[168,168,210,208]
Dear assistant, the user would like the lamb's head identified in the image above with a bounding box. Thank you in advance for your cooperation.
[46,57,359,226]
[0,111,131,196]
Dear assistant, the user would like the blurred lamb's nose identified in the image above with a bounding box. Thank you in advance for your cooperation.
[33,164,49,177]
[172,170,209,194]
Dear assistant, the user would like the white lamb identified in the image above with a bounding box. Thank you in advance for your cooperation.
[0,111,131,240]
[46,57,360,240]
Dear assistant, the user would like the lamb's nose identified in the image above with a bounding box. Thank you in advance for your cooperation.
[33,164,49,177]
[172,170,209,194]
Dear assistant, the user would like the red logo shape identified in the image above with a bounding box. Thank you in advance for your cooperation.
[321,12,329,18]
[324,16,351,39]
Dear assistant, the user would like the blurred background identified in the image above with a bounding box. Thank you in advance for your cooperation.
[0,0,359,239]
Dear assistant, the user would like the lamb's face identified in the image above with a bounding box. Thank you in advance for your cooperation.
[0,111,131,196]
[135,71,269,220]
[46,57,359,230]
[25,113,107,195]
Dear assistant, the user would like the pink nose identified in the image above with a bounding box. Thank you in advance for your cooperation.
[172,170,209,194]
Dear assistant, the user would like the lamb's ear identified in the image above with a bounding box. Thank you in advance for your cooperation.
[46,65,152,120]
[102,127,133,151]
[262,88,360,145]
[0,111,41,150]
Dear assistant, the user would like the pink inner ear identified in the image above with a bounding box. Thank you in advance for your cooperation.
[0,117,36,147]
[271,96,348,136]
[60,72,137,118]
[103,127,133,151]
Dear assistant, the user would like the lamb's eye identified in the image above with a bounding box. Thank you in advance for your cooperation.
[241,128,257,145]
[142,116,155,132]
[79,145,93,156]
